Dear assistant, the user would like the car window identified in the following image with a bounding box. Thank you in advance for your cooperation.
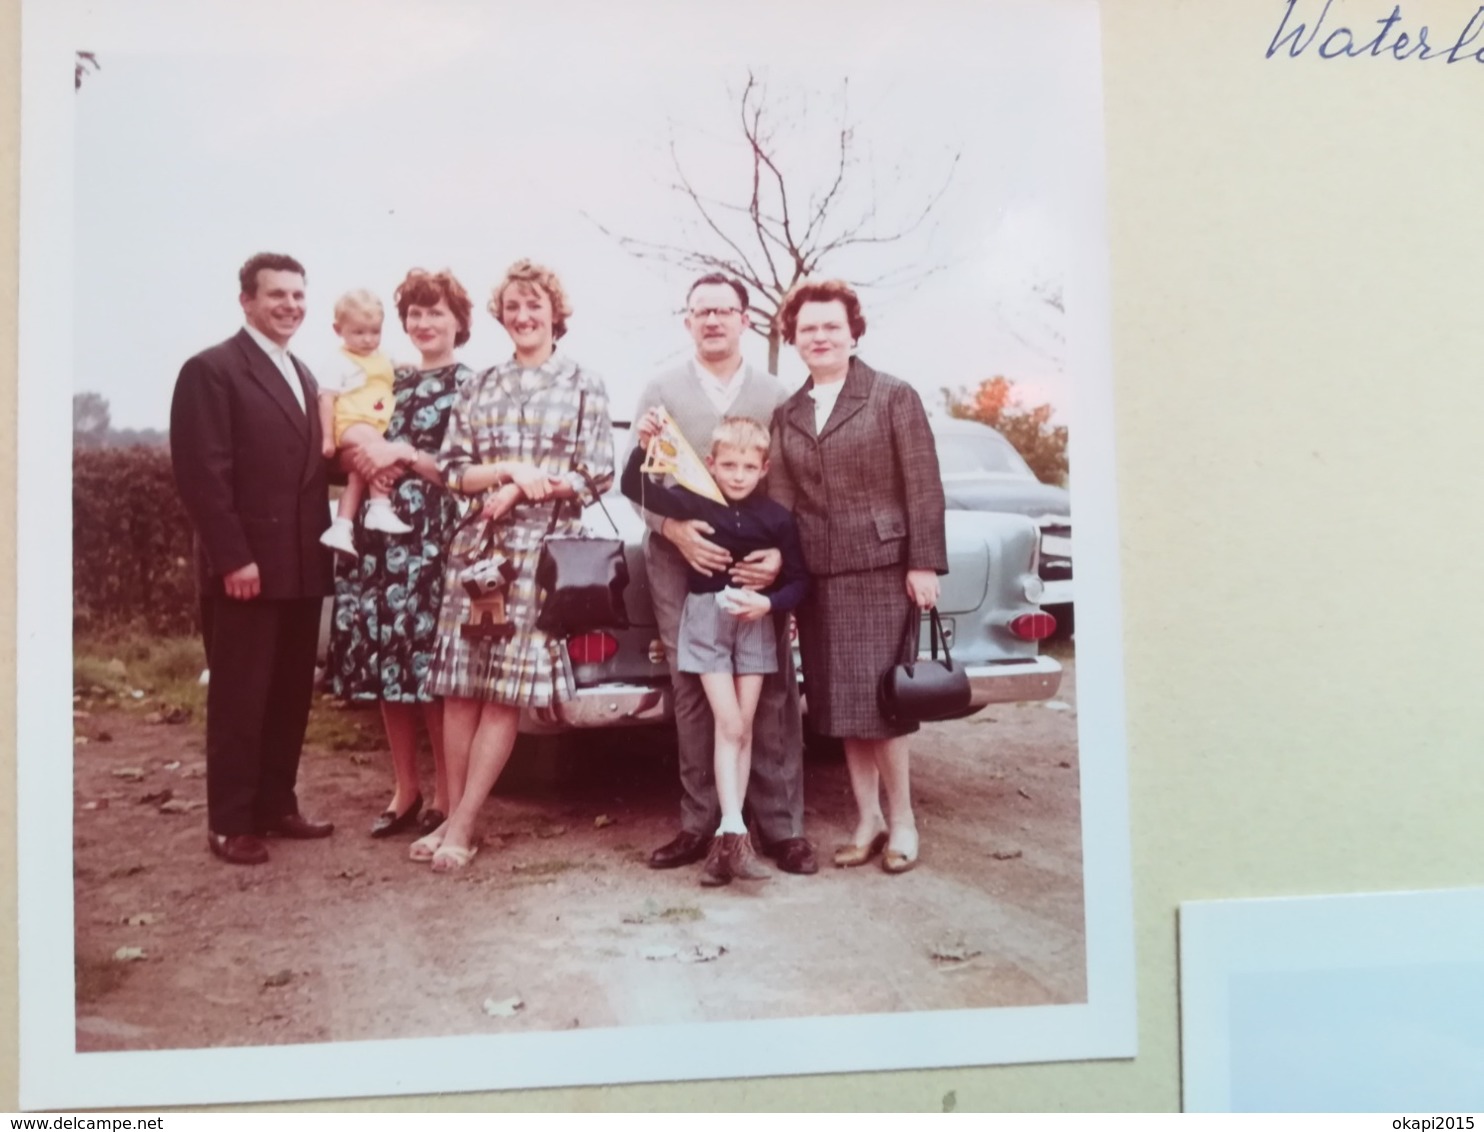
[936,432,1035,479]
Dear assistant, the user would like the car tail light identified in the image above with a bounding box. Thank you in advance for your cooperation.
[567,632,619,664]
[1009,612,1056,641]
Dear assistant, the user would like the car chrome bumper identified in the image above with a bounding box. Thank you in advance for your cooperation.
[965,655,1063,709]
[520,683,671,734]
[1039,581,1073,607]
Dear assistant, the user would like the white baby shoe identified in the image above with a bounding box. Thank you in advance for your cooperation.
[320,517,357,556]
[364,500,413,534]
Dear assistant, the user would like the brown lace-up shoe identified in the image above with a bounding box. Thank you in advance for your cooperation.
[699,836,731,886]
[724,832,773,881]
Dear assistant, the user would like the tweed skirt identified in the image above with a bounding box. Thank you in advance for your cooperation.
[796,565,918,739]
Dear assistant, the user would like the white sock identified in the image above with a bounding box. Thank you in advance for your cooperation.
[716,814,747,835]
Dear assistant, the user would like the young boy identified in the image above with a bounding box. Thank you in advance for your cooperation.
[317,289,412,556]
[622,414,808,887]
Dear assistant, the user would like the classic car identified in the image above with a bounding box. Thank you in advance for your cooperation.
[934,417,1072,628]
[517,426,1062,734]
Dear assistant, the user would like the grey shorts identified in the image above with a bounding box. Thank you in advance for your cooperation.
[676,592,779,675]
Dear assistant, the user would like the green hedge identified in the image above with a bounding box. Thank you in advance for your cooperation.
[73,446,199,637]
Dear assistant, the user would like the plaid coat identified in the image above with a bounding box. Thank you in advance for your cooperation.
[769,357,948,578]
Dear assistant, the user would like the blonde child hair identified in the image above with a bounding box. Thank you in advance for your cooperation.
[332,288,384,325]
[710,416,771,458]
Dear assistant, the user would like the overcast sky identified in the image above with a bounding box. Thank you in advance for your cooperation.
[68,0,1099,431]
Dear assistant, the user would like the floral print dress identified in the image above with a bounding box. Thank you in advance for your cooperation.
[327,363,471,703]
[427,353,615,708]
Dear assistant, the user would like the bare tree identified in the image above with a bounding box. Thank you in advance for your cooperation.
[589,71,959,373]
[75,50,100,91]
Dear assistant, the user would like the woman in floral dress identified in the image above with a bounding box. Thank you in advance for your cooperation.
[326,268,476,840]
[412,259,615,872]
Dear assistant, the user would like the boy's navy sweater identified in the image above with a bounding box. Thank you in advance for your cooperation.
[621,446,808,613]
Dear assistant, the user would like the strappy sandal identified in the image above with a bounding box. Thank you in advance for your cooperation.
[430,842,479,873]
[409,827,446,863]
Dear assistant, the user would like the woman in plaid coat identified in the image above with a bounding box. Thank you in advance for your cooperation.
[769,280,947,875]
[415,260,615,871]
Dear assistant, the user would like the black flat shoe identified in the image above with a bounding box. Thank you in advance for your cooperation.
[370,793,423,839]
[416,807,446,836]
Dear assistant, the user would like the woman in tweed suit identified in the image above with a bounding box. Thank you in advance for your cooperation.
[769,280,947,874]
[416,260,615,871]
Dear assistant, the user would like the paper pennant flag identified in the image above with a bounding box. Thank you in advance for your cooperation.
[641,408,724,503]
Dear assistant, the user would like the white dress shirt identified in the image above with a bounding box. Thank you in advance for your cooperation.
[244,323,307,413]
[693,359,745,417]
[809,376,846,433]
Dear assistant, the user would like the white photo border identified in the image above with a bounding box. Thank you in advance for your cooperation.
[18,0,1134,1109]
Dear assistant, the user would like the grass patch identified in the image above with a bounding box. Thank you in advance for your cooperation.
[74,631,208,718]
[306,697,384,752]
[511,860,584,877]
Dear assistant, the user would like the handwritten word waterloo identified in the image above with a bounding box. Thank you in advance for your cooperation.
[1267,1,1484,62]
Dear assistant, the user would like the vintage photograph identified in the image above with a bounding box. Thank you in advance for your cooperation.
[19,0,1132,1109]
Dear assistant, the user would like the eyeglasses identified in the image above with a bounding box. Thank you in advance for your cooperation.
[688,307,743,320]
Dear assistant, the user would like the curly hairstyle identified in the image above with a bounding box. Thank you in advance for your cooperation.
[393,268,474,348]
[238,252,305,296]
[776,278,868,344]
[488,259,573,341]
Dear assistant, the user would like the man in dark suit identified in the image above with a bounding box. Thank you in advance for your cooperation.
[170,252,336,865]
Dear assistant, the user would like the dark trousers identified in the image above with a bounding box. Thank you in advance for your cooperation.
[201,595,322,835]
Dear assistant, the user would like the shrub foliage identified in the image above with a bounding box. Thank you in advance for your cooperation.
[941,376,1069,486]
[73,446,198,636]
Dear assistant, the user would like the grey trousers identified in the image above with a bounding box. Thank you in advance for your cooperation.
[645,533,806,843]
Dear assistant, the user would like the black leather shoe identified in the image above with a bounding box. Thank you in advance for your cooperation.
[207,831,269,865]
[648,829,711,869]
[263,812,335,839]
[761,836,819,875]
[370,794,422,839]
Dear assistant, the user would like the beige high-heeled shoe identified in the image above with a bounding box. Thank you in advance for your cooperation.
[833,831,888,868]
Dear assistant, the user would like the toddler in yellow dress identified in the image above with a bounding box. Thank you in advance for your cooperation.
[317,289,413,555]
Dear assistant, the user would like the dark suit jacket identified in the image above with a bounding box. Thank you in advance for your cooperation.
[170,328,333,601]
[769,356,948,578]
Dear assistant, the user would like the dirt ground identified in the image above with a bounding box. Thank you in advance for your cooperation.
[71,658,1083,1051]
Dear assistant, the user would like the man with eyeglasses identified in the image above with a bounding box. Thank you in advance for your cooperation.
[628,274,817,876]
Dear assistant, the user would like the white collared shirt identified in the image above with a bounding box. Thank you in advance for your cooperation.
[692,359,745,417]
[244,323,307,413]
[809,376,846,433]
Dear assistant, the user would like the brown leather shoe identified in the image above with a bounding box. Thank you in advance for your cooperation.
[698,836,730,887]
[761,836,819,875]
[724,832,772,881]
[207,831,269,865]
[648,829,711,869]
[263,812,335,839]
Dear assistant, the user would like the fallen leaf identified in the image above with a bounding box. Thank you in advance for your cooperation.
[641,945,679,961]
[349,753,372,766]
[80,799,109,811]
[73,709,91,720]
[930,937,982,963]
[157,800,191,814]
[105,659,127,678]
[139,788,173,806]
[96,731,113,742]
[108,864,147,878]
[677,943,725,964]
[262,969,294,988]
[163,760,182,771]
[482,995,524,1018]
[535,823,568,839]
[991,848,1023,861]
[1017,787,1032,800]
[123,913,159,927]
[1057,760,1072,769]
[332,868,363,881]
[593,814,616,829]
[113,947,147,962]
[111,767,145,780]
[74,736,89,746]
[1044,700,1071,712]
[130,689,146,700]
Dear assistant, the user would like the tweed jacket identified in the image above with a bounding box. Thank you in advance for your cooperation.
[170,328,334,601]
[769,356,947,578]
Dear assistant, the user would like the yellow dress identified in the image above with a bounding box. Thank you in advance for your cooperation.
[331,348,398,445]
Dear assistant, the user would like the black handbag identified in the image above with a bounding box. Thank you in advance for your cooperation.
[534,390,630,634]
[534,474,630,633]
[878,605,971,725]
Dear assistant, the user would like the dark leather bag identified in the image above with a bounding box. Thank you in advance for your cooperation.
[534,389,629,633]
[878,605,971,725]
[534,473,630,633]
